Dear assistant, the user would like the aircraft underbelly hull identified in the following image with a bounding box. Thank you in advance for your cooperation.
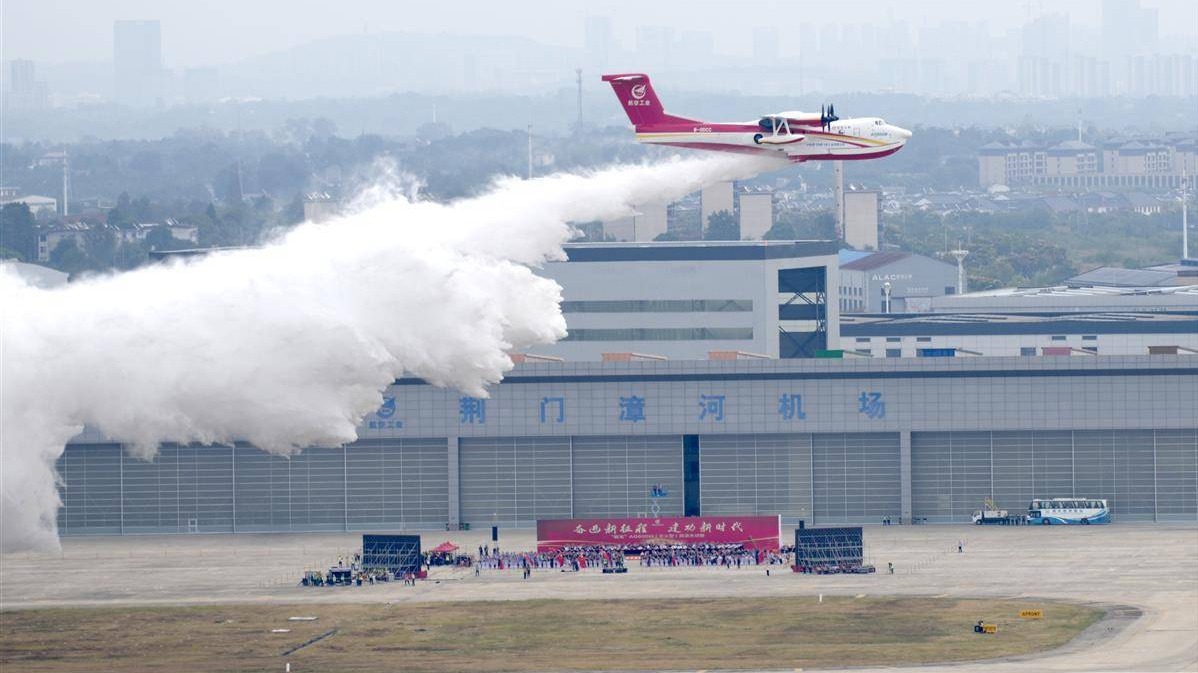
[637,132,901,161]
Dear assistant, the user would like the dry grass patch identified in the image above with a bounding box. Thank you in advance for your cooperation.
[0,596,1102,672]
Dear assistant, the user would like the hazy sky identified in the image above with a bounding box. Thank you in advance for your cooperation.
[5,0,1197,68]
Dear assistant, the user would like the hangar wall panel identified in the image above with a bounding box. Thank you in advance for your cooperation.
[56,443,123,534]
[346,438,449,531]
[233,446,291,531]
[699,434,811,519]
[287,446,347,531]
[458,437,571,528]
[912,429,1198,521]
[571,436,683,518]
[812,433,901,524]
[1155,429,1198,520]
[122,444,183,532]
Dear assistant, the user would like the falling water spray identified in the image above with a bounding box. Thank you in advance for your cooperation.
[0,154,783,552]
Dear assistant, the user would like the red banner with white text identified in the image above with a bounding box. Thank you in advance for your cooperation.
[536,515,781,552]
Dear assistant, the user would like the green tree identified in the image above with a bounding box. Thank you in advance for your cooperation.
[283,194,305,225]
[49,238,90,276]
[144,227,186,252]
[0,202,39,261]
[704,209,739,241]
[763,220,798,240]
[84,226,118,268]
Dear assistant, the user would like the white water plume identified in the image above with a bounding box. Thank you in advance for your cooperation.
[0,154,784,552]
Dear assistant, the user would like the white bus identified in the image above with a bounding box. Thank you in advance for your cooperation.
[1027,498,1110,525]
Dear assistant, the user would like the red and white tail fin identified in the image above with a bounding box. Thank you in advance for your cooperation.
[601,73,697,128]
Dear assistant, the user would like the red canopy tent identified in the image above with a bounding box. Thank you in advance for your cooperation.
[430,541,459,553]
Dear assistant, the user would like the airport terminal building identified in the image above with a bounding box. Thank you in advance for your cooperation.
[57,355,1198,535]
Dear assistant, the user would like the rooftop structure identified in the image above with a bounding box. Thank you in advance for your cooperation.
[533,241,838,361]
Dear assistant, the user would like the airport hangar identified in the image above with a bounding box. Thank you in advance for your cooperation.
[56,242,1198,537]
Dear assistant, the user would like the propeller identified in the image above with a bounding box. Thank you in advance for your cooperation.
[821,103,839,130]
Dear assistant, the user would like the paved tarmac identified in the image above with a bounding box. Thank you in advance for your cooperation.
[1,524,1195,672]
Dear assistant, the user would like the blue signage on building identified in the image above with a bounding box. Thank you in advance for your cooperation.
[698,394,726,421]
[778,393,807,421]
[858,391,886,419]
[619,395,646,422]
[539,396,565,423]
[376,396,397,419]
[459,396,487,424]
[368,396,404,429]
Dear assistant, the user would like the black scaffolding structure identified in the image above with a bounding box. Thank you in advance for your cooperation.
[361,534,422,574]
[794,526,864,568]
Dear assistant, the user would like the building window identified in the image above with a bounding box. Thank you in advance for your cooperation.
[1082,335,1098,341]
[562,327,753,341]
[1083,346,1098,353]
[560,299,753,313]
[1051,335,1067,341]
[1020,347,1036,356]
[886,337,901,343]
[916,337,932,343]
[885,348,902,358]
[945,286,956,295]
[855,337,872,343]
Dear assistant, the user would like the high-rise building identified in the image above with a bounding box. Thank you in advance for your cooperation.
[113,20,164,107]
[583,16,613,69]
[752,27,779,64]
[1018,13,1070,98]
[6,59,49,110]
[1102,0,1160,92]
[635,26,675,68]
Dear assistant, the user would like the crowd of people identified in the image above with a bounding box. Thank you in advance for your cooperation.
[470,542,792,573]
[634,543,790,568]
[302,540,873,586]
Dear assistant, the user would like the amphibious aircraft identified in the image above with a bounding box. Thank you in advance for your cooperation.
[601,73,911,162]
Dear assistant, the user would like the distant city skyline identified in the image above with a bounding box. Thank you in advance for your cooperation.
[5,0,1197,69]
[3,0,1197,106]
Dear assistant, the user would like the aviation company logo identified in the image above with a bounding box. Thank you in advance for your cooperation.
[631,84,647,100]
[376,396,397,419]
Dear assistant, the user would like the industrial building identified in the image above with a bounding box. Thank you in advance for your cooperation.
[838,250,959,313]
[534,241,839,361]
[56,356,1198,536]
[600,182,774,243]
[929,283,1198,313]
[977,136,1198,189]
[840,310,1198,357]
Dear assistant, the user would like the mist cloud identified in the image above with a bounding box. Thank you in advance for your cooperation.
[0,154,783,552]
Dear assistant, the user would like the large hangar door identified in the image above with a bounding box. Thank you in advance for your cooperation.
[1154,429,1198,521]
[698,434,812,520]
[459,437,571,528]
[911,432,993,522]
[1111,430,1156,521]
[233,445,291,532]
[176,444,235,534]
[571,436,683,518]
[812,433,900,525]
[346,438,449,531]
[121,444,183,533]
[288,446,347,531]
[56,443,124,535]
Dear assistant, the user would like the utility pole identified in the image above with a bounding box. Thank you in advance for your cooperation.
[833,161,844,239]
[1183,170,1190,260]
[575,68,583,129]
[527,124,533,180]
[950,248,970,295]
[61,150,70,217]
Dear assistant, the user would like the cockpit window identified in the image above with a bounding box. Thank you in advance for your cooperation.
[874,119,884,125]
